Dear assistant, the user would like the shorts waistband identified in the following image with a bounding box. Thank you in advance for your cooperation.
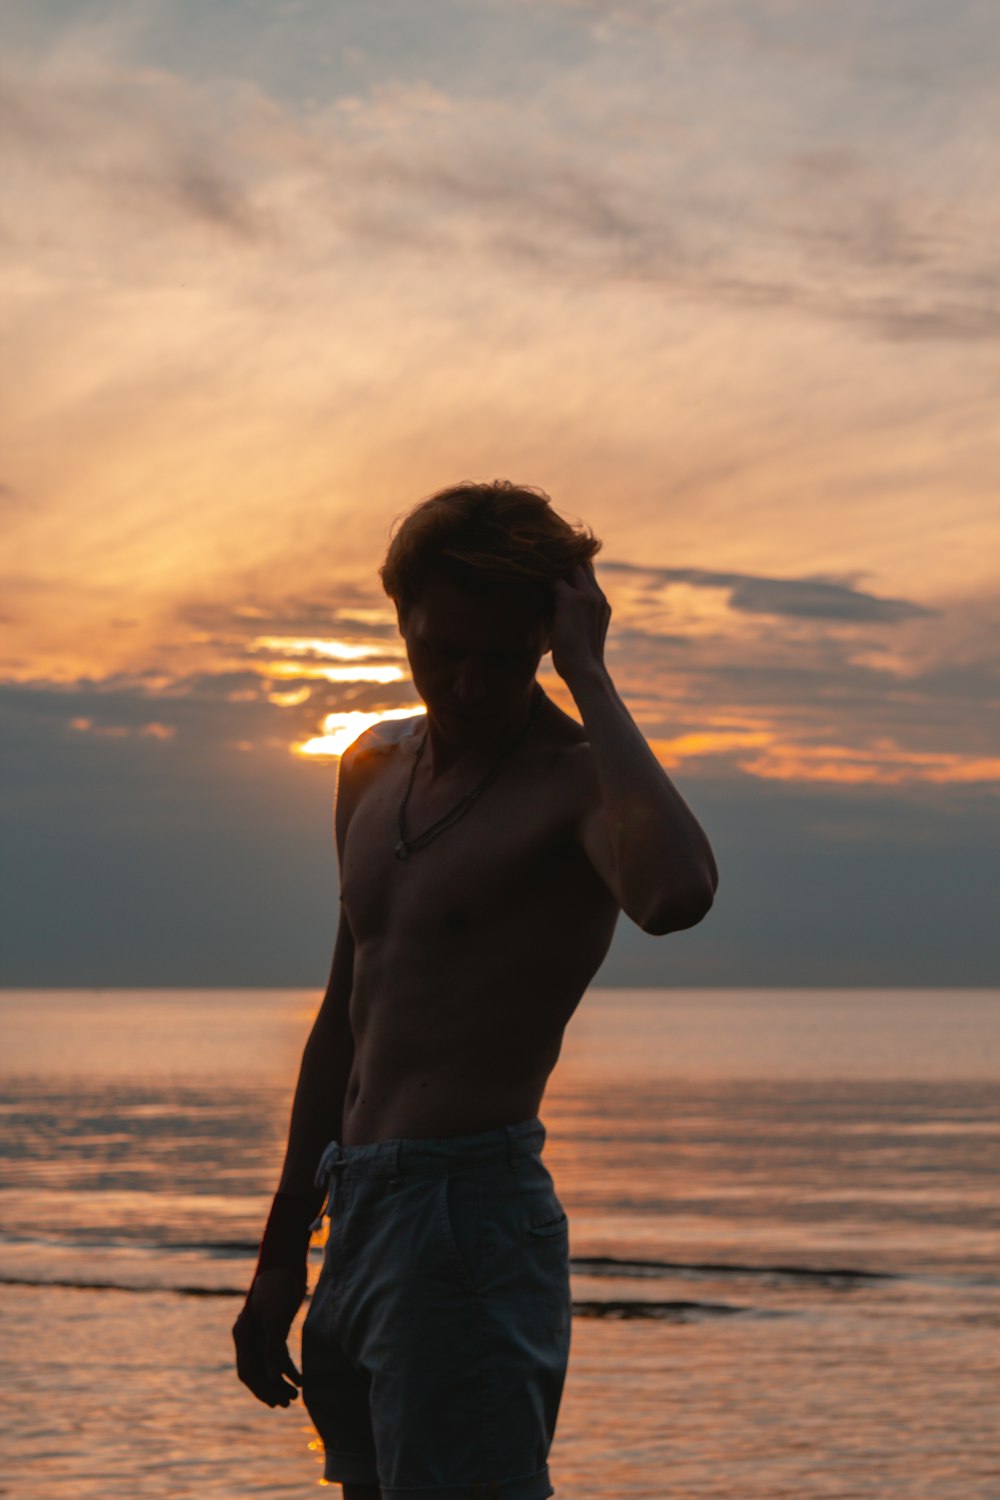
[313,1116,546,1191]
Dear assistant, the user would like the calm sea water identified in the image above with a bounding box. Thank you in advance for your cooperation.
[2,988,998,1499]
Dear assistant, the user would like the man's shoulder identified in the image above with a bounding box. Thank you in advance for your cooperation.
[537,695,591,759]
[533,699,600,805]
[335,715,422,846]
[341,714,424,776]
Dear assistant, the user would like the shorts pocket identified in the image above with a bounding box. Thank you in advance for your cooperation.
[523,1198,572,1335]
[526,1209,568,1238]
[438,1173,484,1292]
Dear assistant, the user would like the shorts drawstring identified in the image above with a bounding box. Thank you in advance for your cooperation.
[309,1140,347,1232]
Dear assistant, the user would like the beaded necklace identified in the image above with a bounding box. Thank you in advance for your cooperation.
[395,684,542,860]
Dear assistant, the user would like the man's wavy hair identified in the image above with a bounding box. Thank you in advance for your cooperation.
[380,480,601,624]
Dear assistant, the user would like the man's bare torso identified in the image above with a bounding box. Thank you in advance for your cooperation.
[339,691,619,1145]
[235,527,717,1421]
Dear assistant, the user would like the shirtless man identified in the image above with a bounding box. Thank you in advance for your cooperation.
[233,481,718,1500]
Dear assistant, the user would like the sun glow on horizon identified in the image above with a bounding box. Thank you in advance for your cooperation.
[250,636,407,688]
[294,706,426,759]
[265,661,406,685]
[252,636,403,662]
[266,686,313,707]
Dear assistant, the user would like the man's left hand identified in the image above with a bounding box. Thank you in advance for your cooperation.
[549,561,611,684]
[233,1268,306,1408]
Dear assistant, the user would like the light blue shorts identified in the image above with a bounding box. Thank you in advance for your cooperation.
[300,1117,572,1499]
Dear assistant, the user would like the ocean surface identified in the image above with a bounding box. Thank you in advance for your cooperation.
[1,987,998,1499]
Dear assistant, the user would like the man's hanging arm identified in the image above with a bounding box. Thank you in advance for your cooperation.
[233,745,361,1408]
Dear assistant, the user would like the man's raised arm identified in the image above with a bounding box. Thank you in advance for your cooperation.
[551,561,718,935]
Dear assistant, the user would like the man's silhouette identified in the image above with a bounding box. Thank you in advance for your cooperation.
[234,481,718,1499]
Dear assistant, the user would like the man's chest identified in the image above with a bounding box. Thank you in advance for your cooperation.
[340,757,582,944]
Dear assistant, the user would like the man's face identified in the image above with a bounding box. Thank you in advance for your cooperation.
[398,570,550,742]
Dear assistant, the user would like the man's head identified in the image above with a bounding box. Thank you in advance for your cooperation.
[380,480,601,739]
[379,480,601,629]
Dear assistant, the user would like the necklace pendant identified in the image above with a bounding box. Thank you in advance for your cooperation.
[395,840,409,861]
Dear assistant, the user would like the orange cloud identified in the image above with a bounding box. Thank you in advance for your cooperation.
[70,716,175,741]
[2,29,997,801]
[641,724,1000,786]
[738,745,1000,787]
[649,730,775,766]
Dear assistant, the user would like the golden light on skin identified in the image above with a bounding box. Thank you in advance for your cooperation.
[294,706,425,759]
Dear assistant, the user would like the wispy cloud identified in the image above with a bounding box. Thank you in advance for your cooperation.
[601,562,936,622]
[4,556,995,788]
[2,0,997,987]
[0,62,265,246]
[2,29,996,346]
[2,4,997,797]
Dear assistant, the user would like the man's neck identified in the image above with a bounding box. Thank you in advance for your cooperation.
[423,683,543,781]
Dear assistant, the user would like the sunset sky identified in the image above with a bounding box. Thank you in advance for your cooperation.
[3,0,997,986]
